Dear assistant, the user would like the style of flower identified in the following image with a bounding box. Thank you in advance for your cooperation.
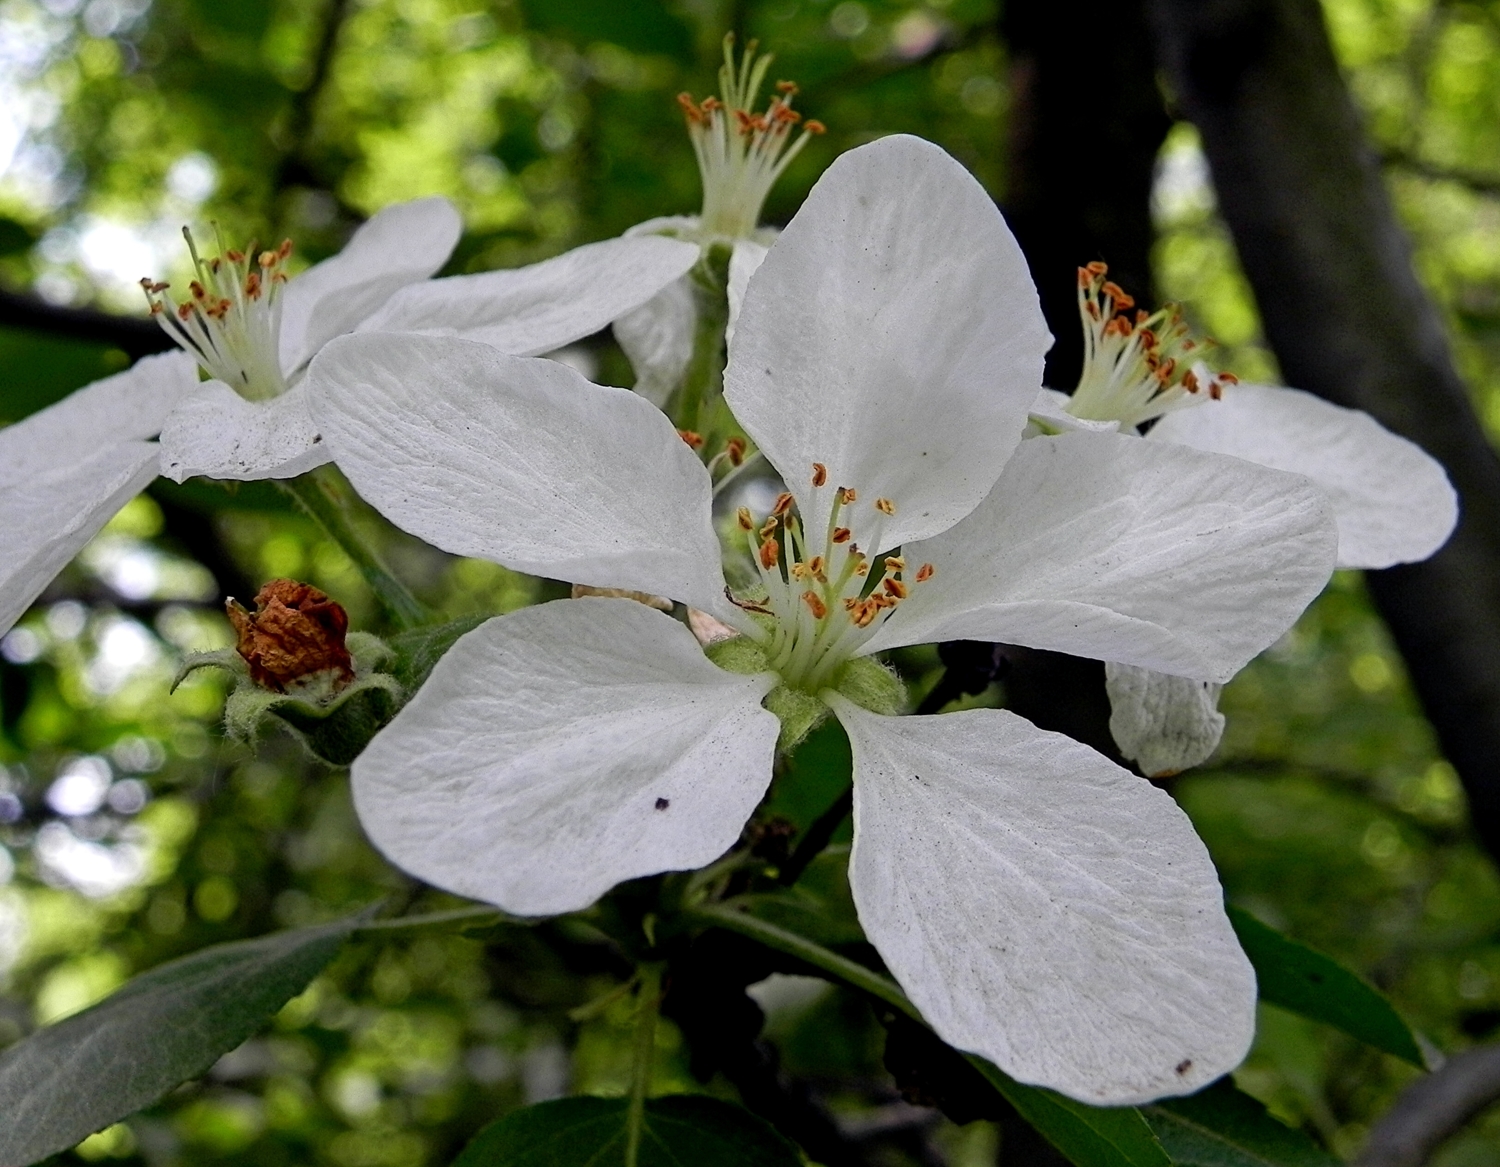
[0,197,698,637]
[614,35,823,409]
[1034,265,1459,776]
[307,135,1341,1105]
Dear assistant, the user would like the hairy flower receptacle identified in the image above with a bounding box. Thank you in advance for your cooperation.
[1066,261,1236,430]
[143,227,293,402]
[679,35,824,243]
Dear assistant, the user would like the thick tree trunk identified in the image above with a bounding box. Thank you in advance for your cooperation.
[1149,0,1500,859]
[988,0,1171,764]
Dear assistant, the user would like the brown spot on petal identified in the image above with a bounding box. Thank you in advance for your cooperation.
[228,579,354,694]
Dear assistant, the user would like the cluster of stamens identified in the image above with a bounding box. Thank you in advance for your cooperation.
[1066,261,1237,430]
[729,464,934,690]
[680,430,748,477]
[678,35,825,240]
[141,228,293,401]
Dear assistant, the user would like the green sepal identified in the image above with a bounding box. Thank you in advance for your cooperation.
[764,683,828,752]
[831,655,907,715]
[705,635,771,675]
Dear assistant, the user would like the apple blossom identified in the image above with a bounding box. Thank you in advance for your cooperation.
[613,35,823,409]
[309,134,1342,1105]
[1040,264,1459,777]
[0,197,698,637]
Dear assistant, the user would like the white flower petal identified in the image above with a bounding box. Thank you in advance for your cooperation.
[0,352,200,635]
[309,333,731,612]
[1,350,197,470]
[353,597,779,916]
[725,239,768,348]
[157,379,332,483]
[724,135,1050,552]
[357,235,699,357]
[868,431,1337,681]
[613,274,697,408]
[1105,663,1225,778]
[0,441,160,635]
[278,197,462,374]
[1027,387,1121,435]
[1148,383,1457,569]
[830,697,1255,1105]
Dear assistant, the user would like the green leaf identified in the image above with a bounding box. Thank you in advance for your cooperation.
[449,1095,803,1166]
[966,1059,1170,1167]
[0,913,366,1166]
[1228,906,1426,1066]
[733,847,864,947]
[1144,1078,1338,1166]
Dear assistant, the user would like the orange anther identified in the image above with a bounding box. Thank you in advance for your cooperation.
[804,120,826,134]
[801,591,827,619]
[759,539,780,570]
[737,507,754,531]
[678,429,705,449]
[832,527,851,544]
[875,497,896,515]
[883,578,908,600]
[725,436,746,465]
[1220,371,1239,385]
[915,564,935,582]
[808,555,826,581]
[1102,281,1134,310]
[838,487,857,505]
[811,462,827,487]
[772,492,795,516]
[776,80,799,94]
[1086,260,1108,276]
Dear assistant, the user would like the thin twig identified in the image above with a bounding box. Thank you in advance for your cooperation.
[1354,1042,1500,1167]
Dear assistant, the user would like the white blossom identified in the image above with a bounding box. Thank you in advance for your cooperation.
[309,135,1342,1105]
[1036,265,1459,776]
[0,197,697,636]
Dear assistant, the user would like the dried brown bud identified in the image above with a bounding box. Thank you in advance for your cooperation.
[227,579,354,694]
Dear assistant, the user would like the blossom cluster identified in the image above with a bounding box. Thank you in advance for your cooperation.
[0,49,1457,1113]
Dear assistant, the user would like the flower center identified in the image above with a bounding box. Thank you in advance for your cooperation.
[678,35,824,241]
[729,463,934,692]
[1065,261,1236,430]
[142,228,293,402]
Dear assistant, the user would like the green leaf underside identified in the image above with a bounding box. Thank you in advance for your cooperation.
[449,1095,803,1166]
[0,913,366,1166]
[968,1058,1171,1167]
[1228,906,1426,1066]
[1144,1078,1339,1166]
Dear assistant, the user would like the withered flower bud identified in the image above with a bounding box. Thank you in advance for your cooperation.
[227,579,354,694]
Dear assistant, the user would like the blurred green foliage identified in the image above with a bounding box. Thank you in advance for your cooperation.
[0,0,1498,1163]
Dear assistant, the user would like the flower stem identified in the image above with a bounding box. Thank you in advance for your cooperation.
[278,465,428,630]
[682,903,923,1026]
[669,244,732,436]
[624,963,664,1167]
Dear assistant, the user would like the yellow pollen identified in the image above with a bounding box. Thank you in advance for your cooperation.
[875,497,896,515]
[838,487,857,505]
[736,507,754,531]
[884,555,906,571]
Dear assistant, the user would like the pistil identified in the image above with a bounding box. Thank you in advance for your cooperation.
[1066,262,1236,430]
[731,464,934,691]
[678,35,825,241]
[142,227,293,402]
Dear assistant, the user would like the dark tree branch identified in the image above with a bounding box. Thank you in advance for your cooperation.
[273,0,353,194]
[1000,0,1172,391]
[0,288,170,358]
[1149,0,1500,862]
[1353,1043,1500,1167]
